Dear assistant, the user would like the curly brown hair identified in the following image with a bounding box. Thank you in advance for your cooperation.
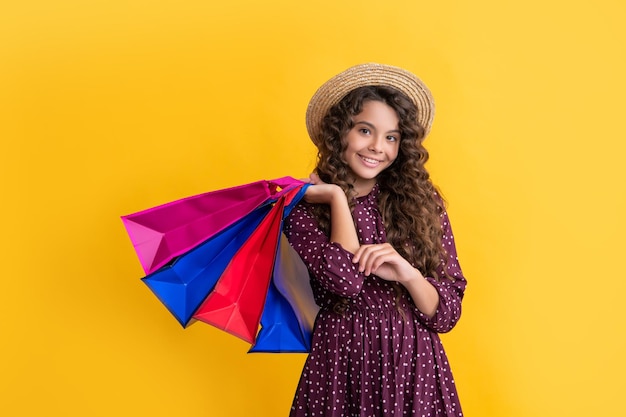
[312,86,449,281]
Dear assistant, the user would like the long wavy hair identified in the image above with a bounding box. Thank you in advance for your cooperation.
[311,86,450,312]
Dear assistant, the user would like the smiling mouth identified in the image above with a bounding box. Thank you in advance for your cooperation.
[358,155,382,166]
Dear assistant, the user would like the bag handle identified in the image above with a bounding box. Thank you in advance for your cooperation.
[267,176,306,199]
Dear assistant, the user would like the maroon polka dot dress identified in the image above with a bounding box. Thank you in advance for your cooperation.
[284,185,467,417]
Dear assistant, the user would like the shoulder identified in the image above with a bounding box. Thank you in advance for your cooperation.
[285,201,317,229]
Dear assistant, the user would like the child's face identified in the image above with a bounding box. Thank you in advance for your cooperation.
[342,100,400,192]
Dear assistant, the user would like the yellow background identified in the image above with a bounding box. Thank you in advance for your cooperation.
[2,0,625,416]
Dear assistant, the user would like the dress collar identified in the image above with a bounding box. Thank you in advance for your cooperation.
[356,182,380,206]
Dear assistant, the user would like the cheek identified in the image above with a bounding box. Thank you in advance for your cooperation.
[389,144,400,161]
[340,147,352,164]
[342,137,359,155]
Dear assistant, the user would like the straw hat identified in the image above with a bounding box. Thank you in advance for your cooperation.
[305,63,435,145]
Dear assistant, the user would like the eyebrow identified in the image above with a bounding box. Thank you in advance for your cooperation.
[354,121,401,134]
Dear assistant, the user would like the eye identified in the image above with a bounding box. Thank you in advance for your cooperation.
[359,128,371,135]
[387,135,399,142]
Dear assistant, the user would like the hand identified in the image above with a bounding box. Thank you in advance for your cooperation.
[302,173,345,205]
[352,243,423,283]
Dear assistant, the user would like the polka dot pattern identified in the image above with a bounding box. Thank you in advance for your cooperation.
[284,185,467,416]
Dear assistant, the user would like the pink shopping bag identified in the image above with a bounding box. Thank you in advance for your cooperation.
[121,177,303,274]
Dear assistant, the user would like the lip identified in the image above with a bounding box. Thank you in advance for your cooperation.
[358,154,383,167]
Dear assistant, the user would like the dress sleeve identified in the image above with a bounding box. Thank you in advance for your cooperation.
[417,211,468,333]
[284,203,365,298]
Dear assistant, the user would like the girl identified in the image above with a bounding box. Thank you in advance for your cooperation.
[284,63,467,417]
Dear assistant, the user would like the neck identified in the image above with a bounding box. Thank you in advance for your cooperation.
[353,179,377,197]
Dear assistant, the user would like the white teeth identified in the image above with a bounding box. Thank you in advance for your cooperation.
[361,156,380,164]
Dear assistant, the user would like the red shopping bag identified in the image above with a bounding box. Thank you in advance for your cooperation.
[192,192,289,343]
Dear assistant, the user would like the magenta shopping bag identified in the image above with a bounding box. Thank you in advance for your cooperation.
[121,177,304,274]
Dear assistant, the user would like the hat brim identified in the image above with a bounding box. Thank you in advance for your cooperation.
[305,63,435,145]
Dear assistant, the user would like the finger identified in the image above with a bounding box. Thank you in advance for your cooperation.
[358,245,387,275]
[366,248,394,275]
[353,244,379,268]
[352,244,370,263]
[361,244,400,276]
[368,249,395,274]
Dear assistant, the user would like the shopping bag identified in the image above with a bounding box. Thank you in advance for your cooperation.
[249,233,319,353]
[141,204,272,327]
[192,192,289,343]
[124,179,319,352]
[121,177,304,274]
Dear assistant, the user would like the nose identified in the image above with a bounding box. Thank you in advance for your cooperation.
[368,135,385,153]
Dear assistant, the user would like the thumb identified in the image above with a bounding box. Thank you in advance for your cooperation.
[309,173,322,184]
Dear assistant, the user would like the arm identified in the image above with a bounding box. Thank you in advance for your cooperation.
[352,211,467,332]
[399,268,440,318]
[351,243,440,317]
[284,201,366,298]
[302,178,360,253]
[284,173,365,297]
[416,211,467,333]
